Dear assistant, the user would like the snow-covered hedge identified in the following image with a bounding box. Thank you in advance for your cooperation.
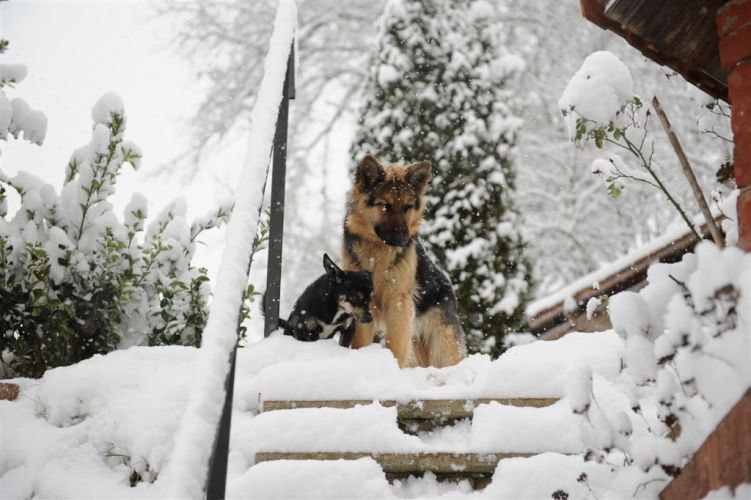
[564,242,750,497]
[0,45,233,378]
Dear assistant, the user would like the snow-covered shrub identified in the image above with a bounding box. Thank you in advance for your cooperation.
[351,0,532,356]
[0,39,46,148]
[0,47,235,378]
[559,51,711,240]
[565,242,750,496]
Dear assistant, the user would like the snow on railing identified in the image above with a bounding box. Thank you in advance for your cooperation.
[162,2,297,498]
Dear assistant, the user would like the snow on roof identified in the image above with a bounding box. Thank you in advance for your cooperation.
[526,210,727,322]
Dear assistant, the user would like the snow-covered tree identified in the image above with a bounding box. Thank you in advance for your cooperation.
[350,0,532,355]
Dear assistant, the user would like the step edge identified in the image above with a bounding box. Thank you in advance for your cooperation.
[260,397,559,416]
[254,451,538,473]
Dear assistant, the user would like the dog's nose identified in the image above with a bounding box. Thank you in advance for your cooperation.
[375,225,410,247]
[393,233,410,247]
[360,310,373,323]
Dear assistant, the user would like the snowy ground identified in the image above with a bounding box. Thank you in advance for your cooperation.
[3,309,749,500]
[3,237,749,500]
[1,330,661,499]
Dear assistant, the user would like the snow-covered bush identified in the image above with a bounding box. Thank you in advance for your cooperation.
[565,242,750,496]
[0,40,46,148]
[0,46,235,378]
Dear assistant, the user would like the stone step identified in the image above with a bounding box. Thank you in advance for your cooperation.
[260,397,558,433]
[254,451,535,488]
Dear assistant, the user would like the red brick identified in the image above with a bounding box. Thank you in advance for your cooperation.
[728,64,751,188]
[717,0,751,36]
[719,24,751,69]
[738,189,751,252]
[660,389,751,500]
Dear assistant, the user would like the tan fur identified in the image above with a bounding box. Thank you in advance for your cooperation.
[413,308,466,367]
[343,156,465,368]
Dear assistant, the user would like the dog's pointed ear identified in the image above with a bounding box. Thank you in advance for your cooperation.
[406,161,432,191]
[356,155,385,192]
[323,253,343,283]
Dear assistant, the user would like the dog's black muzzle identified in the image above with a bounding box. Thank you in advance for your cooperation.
[375,225,411,247]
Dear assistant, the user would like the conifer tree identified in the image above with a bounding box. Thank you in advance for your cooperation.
[351,0,532,355]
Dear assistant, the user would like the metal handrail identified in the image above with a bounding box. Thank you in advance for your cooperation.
[165,3,297,497]
[264,44,295,336]
[205,44,295,499]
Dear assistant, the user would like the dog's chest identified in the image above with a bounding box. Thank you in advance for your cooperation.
[346,238,417,311]
[370,254,417,311]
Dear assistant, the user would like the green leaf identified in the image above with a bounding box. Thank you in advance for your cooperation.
[607,183,622,198]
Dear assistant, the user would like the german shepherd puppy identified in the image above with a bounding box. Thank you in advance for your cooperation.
[279,253,373,347]
[342,155,467,367]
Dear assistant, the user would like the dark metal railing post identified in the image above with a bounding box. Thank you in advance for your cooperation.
[205,41,295,499]
[264,43,295,336]
[205,346,236,499]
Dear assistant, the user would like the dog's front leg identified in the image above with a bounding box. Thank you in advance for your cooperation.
[339,321,356,348]
[350,321,375,348]
[385,294,415,368]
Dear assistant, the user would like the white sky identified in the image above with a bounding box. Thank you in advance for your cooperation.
[1,0,245,277]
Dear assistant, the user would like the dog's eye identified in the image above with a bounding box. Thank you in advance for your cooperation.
[377,201,392,212]
[403,204,415,212]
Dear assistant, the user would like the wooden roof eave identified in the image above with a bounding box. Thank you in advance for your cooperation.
[580,0,729,102]
[528,217,725,335]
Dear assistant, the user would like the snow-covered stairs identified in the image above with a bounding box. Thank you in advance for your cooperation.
[233,332,624,494]
[251,397,562,488]
[261,397,558,433]
[255,451,529,488]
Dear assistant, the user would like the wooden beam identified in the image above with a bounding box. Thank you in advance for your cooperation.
[0,383,19,401]
[384,472,494,490]
[255,451,534,474]
[529,217,724,337]
[652,96,724,247]
[260,398,558,419]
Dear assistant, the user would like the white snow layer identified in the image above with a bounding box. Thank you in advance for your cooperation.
[558,50,634,139]
[161,1,297,498]
[251,332,622,403]
[229,459,394,499]
[704,484,751,499]
[3,97,47,145]
[91,92,125,126]
[1,54,45,148]
[0,63,28,84]
[2,331,624,499]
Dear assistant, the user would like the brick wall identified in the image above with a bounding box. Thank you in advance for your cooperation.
[718,0,751,251]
